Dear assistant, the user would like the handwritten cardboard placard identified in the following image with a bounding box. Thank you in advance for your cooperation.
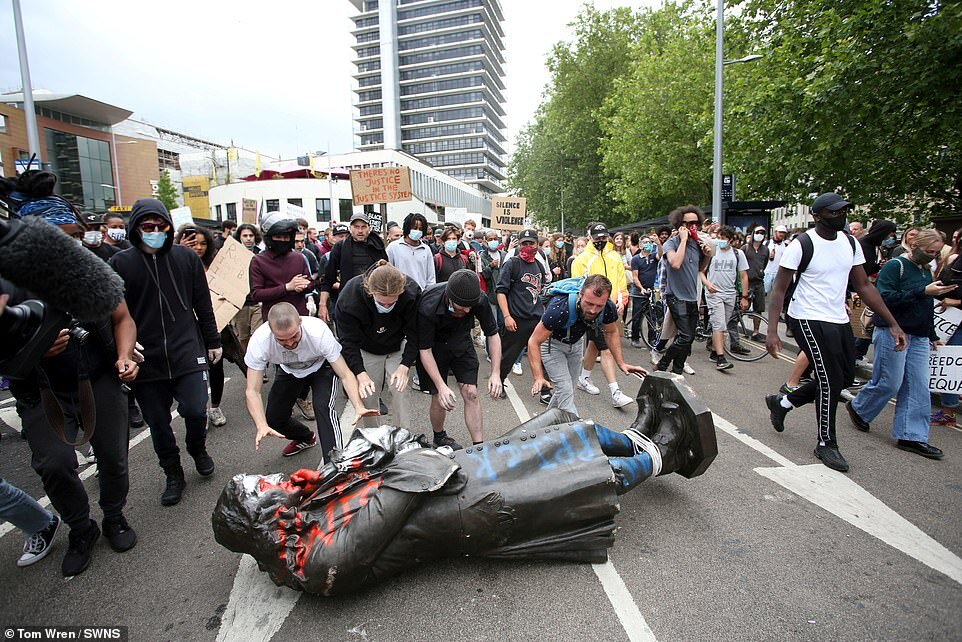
[929,346,962,394]
[350,166,412,205]
[206,236,254,331]
[491,197,527,232]
[934,303,962,343]
[242,198,258,225]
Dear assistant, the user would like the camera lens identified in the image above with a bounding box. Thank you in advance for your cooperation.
[67,325,90,344]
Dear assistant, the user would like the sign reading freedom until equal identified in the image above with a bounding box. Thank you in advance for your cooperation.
[350,166,413,205]
[491,197,527,232]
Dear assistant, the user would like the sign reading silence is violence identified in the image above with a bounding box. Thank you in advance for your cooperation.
[491,196,526,232]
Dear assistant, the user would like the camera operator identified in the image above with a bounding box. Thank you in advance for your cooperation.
[1,200,140,577]
[110,199,221,508]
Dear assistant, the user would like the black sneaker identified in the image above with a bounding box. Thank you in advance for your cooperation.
[715,355,734,371]
[845,400,871,432]
[128,403,145,429]
[161,468,186,506]
[708,352,719,362]
[433,432,463,451]
[102,515,137,553]
[18,514,61,567]
[539,390,553,406]
[814,444,849,472]
[765,394,790,432]
[191,449,215,477]
[729,343,751,356]
[61,519,99,577]
[896,440,944,460]
[751,332,765,342]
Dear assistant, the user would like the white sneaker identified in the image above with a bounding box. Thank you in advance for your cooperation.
[683,362,695,375]
[512,362,523,376]
[208,407,227,427]
[611,390,633,408]
[650,349,663,365]
[577,377,600,395]
[17,514,60,567]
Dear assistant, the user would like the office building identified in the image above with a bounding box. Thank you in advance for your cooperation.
[348,0,507,196]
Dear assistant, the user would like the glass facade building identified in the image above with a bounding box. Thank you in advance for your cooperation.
[349,0,507,196]
[44,129,116,211]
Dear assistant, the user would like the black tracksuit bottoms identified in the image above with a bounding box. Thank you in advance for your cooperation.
[19,372,130,531]
[266,364,342,462]
[499,317,539,383]
[786,317,855,447]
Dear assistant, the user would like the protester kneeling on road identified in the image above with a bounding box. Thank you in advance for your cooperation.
[335,261,420,428]
[527,274,647,416]
[245,303,377,462]
[417,270,502,450]
[846,229,955,459]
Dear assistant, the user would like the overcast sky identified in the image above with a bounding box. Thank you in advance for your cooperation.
[0,0,657,159]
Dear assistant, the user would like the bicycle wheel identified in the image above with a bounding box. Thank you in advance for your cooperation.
[725,312,770,362]
[640,300,664,350]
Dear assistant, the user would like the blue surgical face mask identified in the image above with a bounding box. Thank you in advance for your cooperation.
[444,240,458,253]
[554,240,565,248]
[487,240,500,251]
[642,243,654,253]
[717,240,729,249]
[141,231,167,249]
[408,229,423,241]
[374,299,396,314]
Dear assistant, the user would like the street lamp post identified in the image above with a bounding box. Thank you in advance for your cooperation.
[12,0,40,159]
[712,0,762,226]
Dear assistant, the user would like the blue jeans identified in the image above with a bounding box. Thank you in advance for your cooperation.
[0,477,54,535]
[852,328,932,442]
[941,324,962,408]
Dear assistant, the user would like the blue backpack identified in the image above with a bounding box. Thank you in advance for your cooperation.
[541,276,603,331]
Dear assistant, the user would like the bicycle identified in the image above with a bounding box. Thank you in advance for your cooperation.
[723,290,770,362]
[626,289,664,350]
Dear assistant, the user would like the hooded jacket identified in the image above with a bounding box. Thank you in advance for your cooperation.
[570,240,629,306]
[859,219,897,277]
[109,198,220,383]
[321,231,388,294]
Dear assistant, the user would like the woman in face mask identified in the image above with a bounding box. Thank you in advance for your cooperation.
[333,261,420,428]
[103,213,132,250]
[566,236,587,277]
[434,228,469,283]
[546,232,568,279]
[847,229,956,460]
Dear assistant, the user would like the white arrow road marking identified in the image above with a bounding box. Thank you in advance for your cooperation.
[713,412,962,587]
[216,554,301,642]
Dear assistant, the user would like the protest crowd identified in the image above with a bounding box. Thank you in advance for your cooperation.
[0,168,959,580]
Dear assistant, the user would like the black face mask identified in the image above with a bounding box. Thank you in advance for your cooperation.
[593,240,607,251]
[817,214,847,232]
[270,239,294,254]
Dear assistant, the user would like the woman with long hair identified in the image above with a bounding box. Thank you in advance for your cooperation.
[546,232,568,279]
[932,226,962,426]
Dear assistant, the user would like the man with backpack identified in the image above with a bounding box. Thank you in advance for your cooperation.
[496,229,547,389]
[527,275,647,416]
[701,225,750,370]
[765,192,906,472]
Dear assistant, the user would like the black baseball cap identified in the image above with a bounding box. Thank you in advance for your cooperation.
[811,192,851,214]
[82,212,104,227]
[332,223,349,235]
[589,223,609,239]
[518,229,538,243]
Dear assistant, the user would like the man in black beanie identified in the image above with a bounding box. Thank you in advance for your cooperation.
[417,269,502,449]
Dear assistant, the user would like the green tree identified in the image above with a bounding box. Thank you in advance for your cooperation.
[509,7,643,231]
[156,169,179,212]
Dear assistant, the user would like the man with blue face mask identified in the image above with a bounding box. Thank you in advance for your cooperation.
[110,198,222,507]
[700,225,749,370]
[387,212,435,289]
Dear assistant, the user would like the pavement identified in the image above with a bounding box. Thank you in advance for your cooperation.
[1,335,960,642]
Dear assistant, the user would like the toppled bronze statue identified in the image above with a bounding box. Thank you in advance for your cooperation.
[212,372,717,596]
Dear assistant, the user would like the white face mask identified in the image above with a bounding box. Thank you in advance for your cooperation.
[465,229,474,239]
[83,230,103,245]
[106,228,127,241]
[753,232,765,242]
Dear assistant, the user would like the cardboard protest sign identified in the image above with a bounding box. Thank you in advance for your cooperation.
[490,197,527,232]
[242,198,258,224]
[929,346,962,394]
[350,166,412,206]
[368,209,383,234]
[169,206,195,232]
[205,236,254,331]
[934,303,962,343]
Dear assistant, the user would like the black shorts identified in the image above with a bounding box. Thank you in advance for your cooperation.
[586,322,608,351]
[416,343,479,393]
[749,281,766,313]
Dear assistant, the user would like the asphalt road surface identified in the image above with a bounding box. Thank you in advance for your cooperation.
[1,335,960,641]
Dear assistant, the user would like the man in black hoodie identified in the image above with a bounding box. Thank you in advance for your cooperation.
[318,212,387,323]
[109,198,222,507]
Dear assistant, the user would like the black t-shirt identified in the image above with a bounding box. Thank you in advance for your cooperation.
[496,256,545,320]
[541,294,618,344]
[87,242,119,263]
[418,283,497,352]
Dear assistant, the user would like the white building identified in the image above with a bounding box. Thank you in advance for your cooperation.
[348,0,508,196]
[206,148,494,229]
[770,203,814,232]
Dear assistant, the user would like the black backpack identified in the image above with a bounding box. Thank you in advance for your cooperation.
[783,231,857,311]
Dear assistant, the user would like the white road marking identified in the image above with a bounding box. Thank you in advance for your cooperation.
[215,554,300,642]
[711,413,796,468]
[0,378,230,540]
[756,464,962,586]
[502,379,658,642]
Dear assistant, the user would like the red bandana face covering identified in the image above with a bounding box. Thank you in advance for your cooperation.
[519,245,537,263]
[686,224,700,242]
